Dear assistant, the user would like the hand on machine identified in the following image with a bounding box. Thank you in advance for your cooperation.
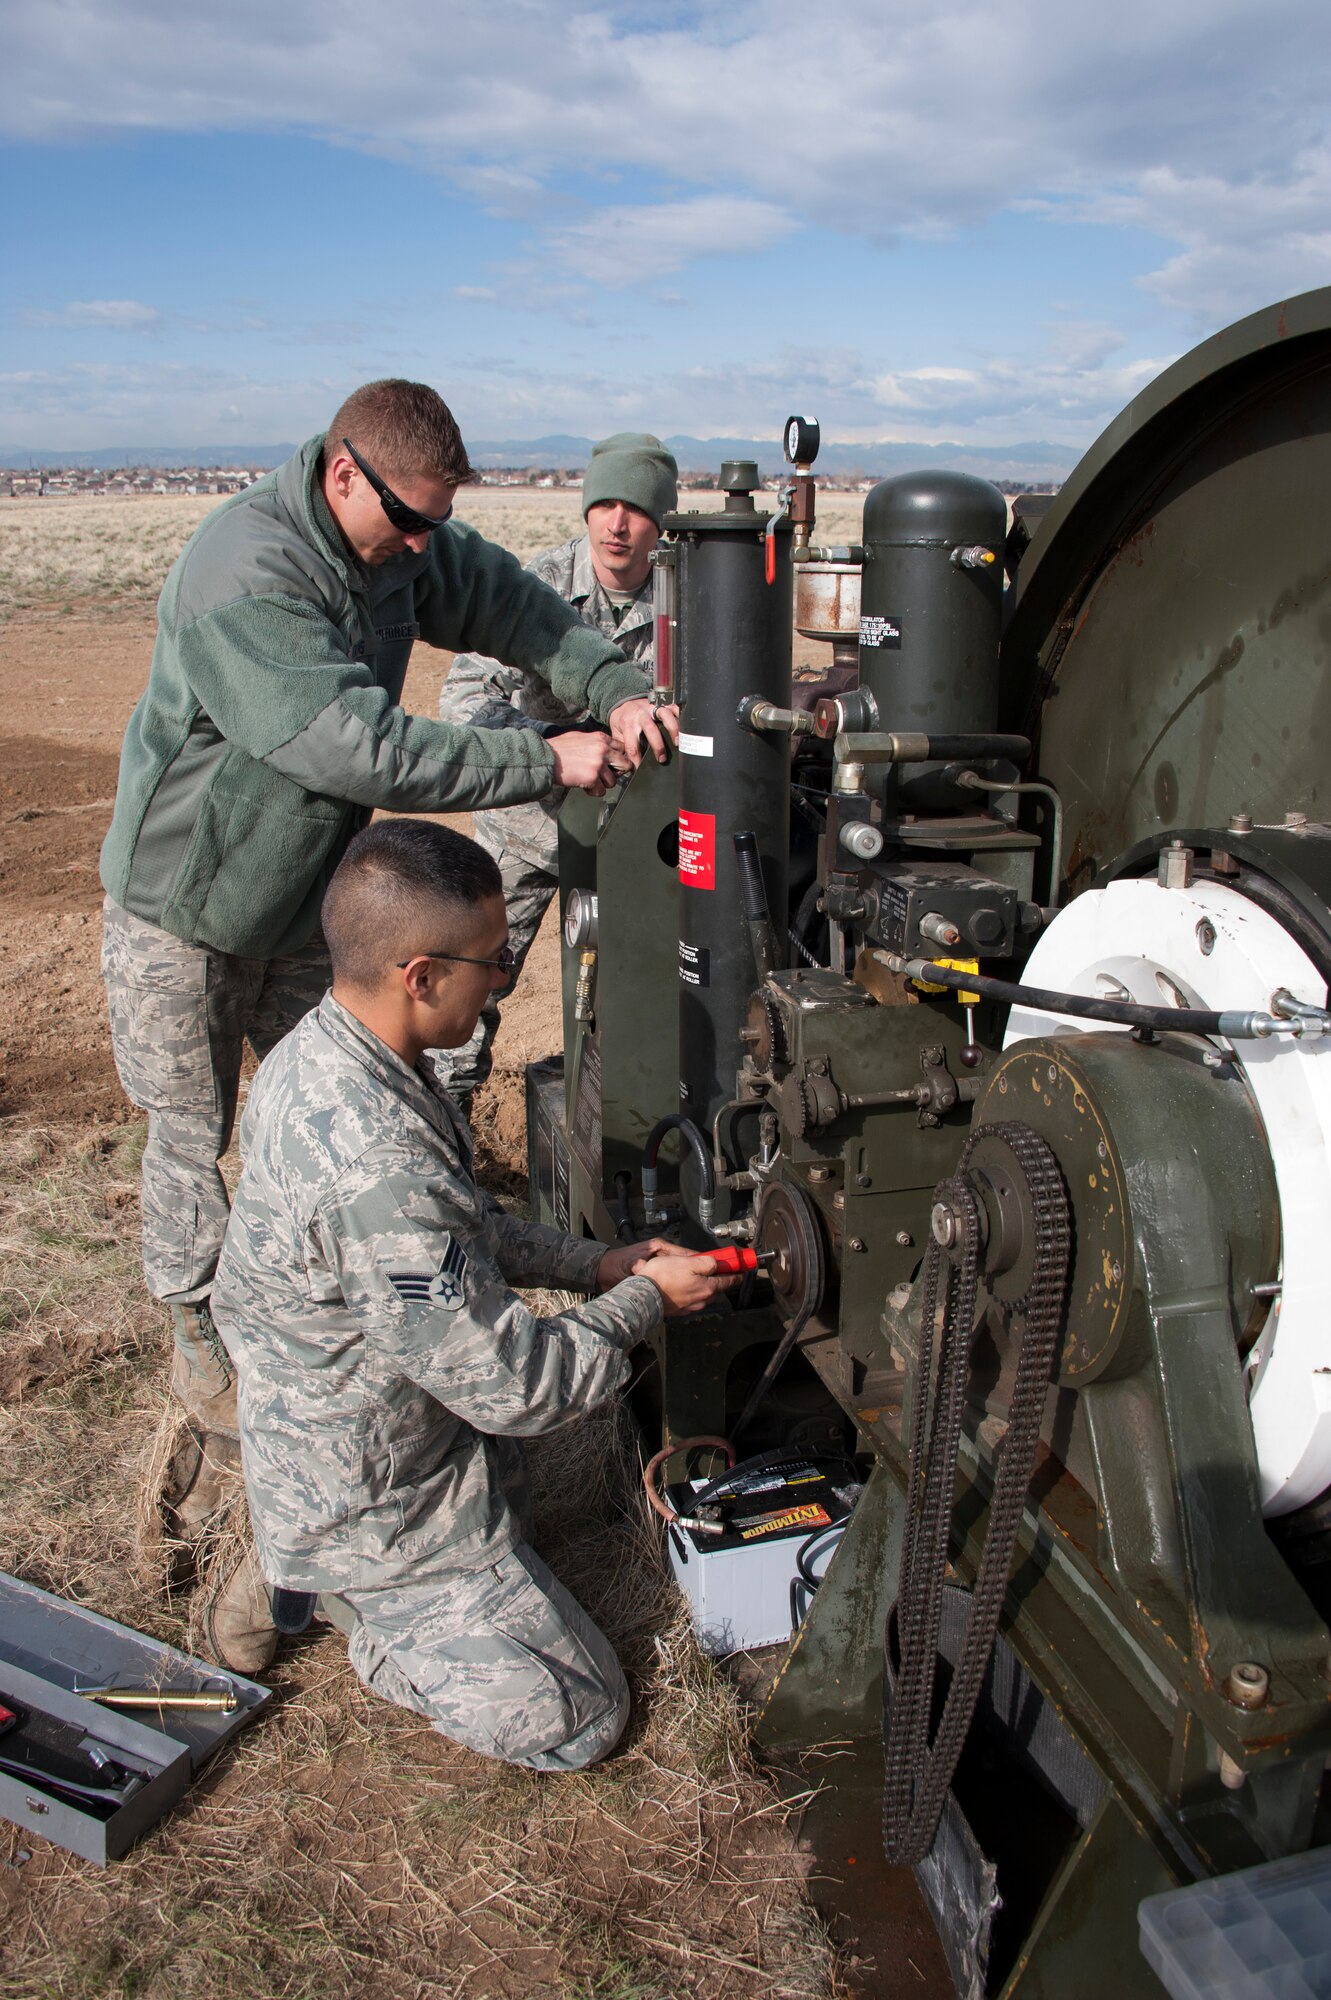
[547,728,626,798]
[595,1237,744,1315]
[607,695,680,770]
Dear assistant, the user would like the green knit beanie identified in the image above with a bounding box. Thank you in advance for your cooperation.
[581,432,679,527]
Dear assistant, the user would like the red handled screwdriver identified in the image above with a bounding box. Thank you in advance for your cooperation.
[706,1246,777,1274]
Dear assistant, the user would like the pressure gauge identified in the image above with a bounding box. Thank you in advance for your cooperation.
[784,416,820,466]
[563,888,598,950]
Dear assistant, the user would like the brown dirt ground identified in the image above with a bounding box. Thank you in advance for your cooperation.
[0,608,562,1169]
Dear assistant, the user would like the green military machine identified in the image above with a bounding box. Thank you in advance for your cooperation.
[525,290,1331,1994]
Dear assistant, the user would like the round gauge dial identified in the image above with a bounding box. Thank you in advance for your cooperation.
[784,416,821,465]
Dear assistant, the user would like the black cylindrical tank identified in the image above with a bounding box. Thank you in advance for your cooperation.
[859,471,1006,807]
[669,463,791,1161]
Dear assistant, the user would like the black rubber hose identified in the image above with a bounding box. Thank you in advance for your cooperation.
[914,733,1030,763]
[612,1169,636,1242]
[642,1115,715,1201]
[906,957,1234,1035]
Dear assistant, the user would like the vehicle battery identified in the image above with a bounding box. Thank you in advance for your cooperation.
[665,1456,860,1655]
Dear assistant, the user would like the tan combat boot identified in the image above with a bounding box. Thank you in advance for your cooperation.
[164,1300,243,1535]
[202,1544,278,1677]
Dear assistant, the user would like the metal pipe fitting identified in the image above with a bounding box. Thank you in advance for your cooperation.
[737,696,814,737]
[836,731,1032,766]
[955,768,1065,907]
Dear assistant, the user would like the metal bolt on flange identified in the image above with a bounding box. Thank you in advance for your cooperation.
[1229,810,1253,835]
[895,1230,913,1247]
[1225,1662,1269,1709]
[931,1201,962,1249]
[848,1237,866,1253]
[1196,918,1217,956]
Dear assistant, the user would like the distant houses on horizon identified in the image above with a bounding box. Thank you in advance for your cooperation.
[2,463,1059,500]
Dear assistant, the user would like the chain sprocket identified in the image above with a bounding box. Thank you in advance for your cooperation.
[882,1119,1072,1866]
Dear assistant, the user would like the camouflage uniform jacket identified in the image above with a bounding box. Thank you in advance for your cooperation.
[439,535,654,870]
[211,993,664,1590]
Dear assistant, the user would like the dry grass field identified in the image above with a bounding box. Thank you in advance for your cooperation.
[0,484,887,2000]
[0,485,867,614]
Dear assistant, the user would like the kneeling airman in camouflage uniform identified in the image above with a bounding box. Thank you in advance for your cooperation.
[210,818,736,1765]
[435,433,677,1113]
[100,382,679,1539]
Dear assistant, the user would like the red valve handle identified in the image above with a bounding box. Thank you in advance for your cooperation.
[764,527,776,585]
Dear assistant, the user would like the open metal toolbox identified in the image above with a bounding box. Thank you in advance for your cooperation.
[0,1572,271,1863]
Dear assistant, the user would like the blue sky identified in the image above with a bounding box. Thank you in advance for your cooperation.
[3,0,1329,453]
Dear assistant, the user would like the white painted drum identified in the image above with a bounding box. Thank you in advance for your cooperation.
[1003,876,1331,1517]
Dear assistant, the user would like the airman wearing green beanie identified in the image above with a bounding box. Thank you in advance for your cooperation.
[580,432,679,529]
[437,430,679,1112]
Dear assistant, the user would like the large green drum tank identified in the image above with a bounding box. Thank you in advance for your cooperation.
[1001,287,1331,894]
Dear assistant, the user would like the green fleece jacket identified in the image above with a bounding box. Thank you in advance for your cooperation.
[99,436,643,958]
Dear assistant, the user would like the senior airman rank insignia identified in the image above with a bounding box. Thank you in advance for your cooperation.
[388,1236,468,1311]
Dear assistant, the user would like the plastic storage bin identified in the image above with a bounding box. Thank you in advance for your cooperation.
[1139,1848,1331,2000]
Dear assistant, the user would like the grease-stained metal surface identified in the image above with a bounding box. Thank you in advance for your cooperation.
[1001,287,1331,893]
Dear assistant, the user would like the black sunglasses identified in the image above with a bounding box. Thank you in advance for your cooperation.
[342,438,454,537]
[398,945,516,976]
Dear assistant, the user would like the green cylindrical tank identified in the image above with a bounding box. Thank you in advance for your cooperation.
[859,471,1006,808]
[667,464,792,1151]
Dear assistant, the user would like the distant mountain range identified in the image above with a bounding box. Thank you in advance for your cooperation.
[0,433,1078,484]
[468,434,1078,484]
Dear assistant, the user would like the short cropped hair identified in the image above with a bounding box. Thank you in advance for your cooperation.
[325,380,474,486]
[323,819,502,992]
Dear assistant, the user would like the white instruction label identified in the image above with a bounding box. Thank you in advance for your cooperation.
[859,614,902,649]
[678,732,714,758]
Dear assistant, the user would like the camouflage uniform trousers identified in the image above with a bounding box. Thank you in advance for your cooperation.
[431,816,558,1111]
[101,897,330,1303]
[318,1437,627,1771]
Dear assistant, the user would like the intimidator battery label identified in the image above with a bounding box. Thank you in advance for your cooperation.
[738,1501,832,1541]
[678,809,716,889]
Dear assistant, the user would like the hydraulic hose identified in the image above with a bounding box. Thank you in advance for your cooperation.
[887,954,1316,1041]
[641,1115,717,1229]
[612,1169,636,1242]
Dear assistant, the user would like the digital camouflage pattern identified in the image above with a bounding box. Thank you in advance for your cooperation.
[435,534,654,1102]
[339,1542,630,1769]
[101,895,331,1302]
[439,534,654,872]
[210,991,665,1590]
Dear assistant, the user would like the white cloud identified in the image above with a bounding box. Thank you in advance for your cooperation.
[4,1,1330,315]
[21,299,163,332]
[547,195,794,287]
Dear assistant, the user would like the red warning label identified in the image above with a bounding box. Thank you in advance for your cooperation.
[678,809,716,889]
